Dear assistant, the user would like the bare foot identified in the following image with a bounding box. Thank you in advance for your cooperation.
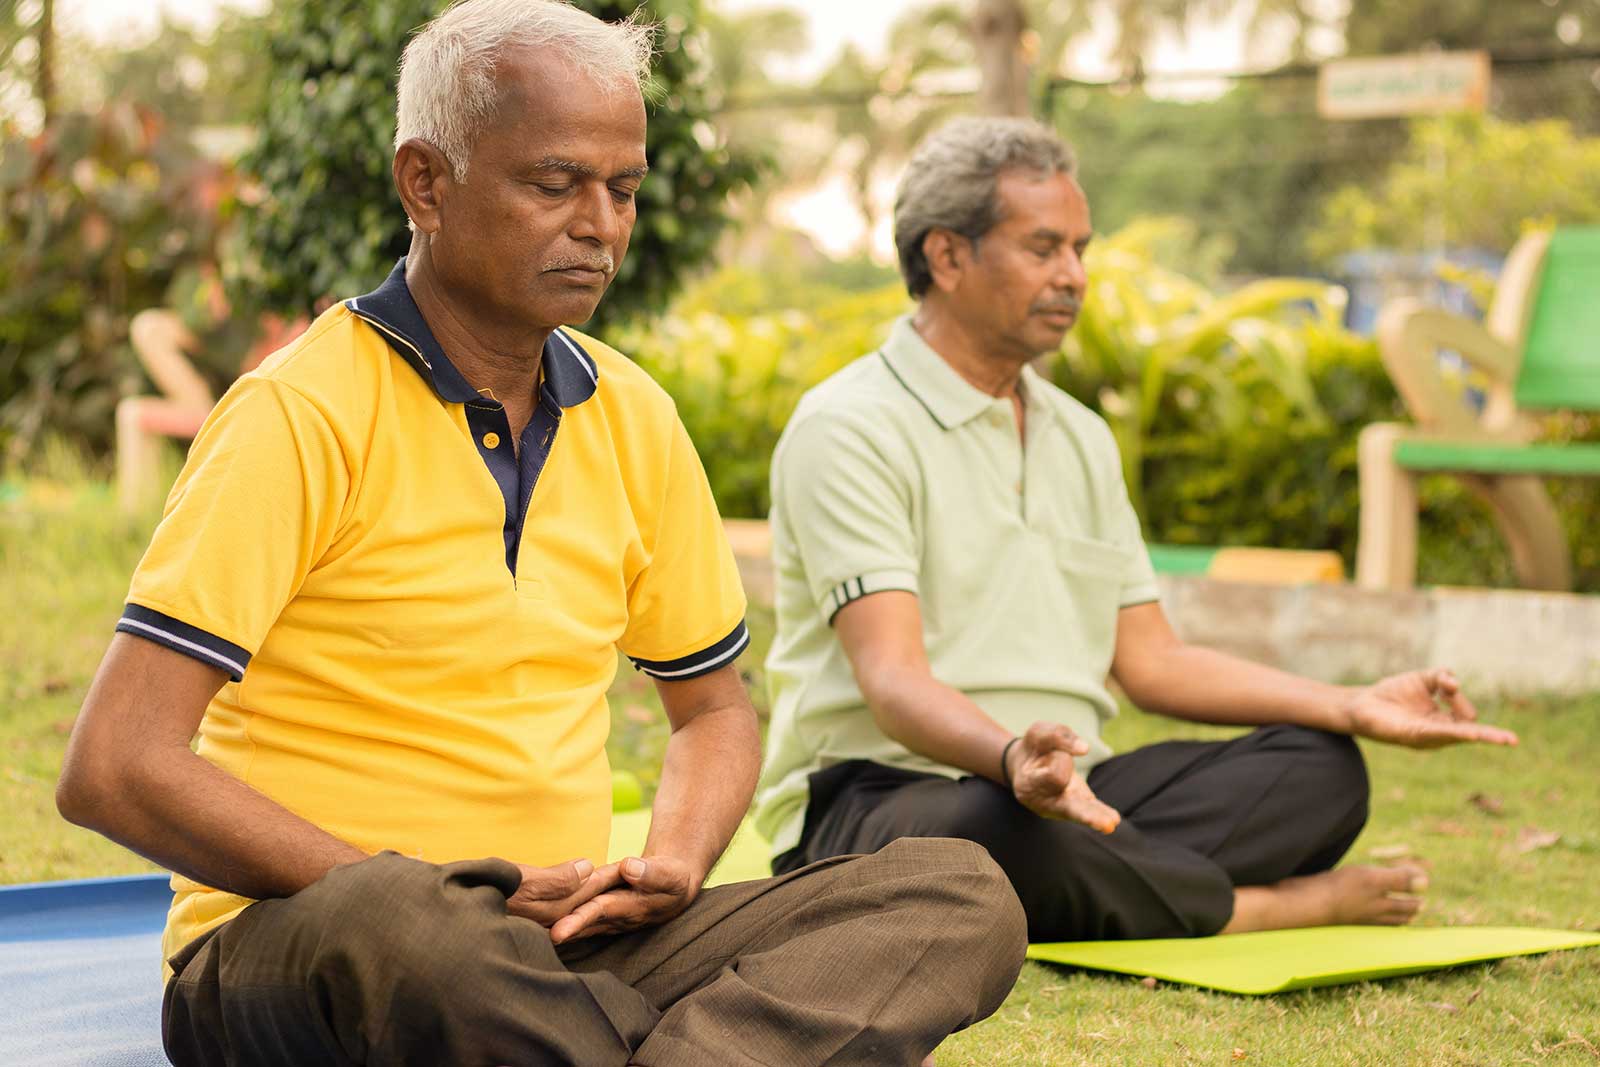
[1223,864,1428,934]
[921,1056,936,1067]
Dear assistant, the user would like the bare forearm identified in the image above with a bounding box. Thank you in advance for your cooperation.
[59,636,367,901]
[60,743,364,900]
[645,703,760,882]
[1123,642,1354,733]
[864,667,1013,784]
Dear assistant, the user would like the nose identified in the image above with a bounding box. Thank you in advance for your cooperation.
[569,181,624,247]
[1056,248,1087,296]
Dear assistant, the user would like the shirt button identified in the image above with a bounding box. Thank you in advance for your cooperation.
[482,432,501,449]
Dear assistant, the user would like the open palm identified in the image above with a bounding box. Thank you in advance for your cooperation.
[1346,669,1518,749]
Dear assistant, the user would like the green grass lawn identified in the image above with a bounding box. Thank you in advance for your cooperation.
[3,472,1598,1064]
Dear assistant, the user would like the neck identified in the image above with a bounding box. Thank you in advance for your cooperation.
[910,301,1027,399]
[404,241,550,405]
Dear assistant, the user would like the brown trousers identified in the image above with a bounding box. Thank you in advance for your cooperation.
[162,837,1026,1067]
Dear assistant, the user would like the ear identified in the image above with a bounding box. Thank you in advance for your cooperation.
[921,229,973,295]
[393,138,454,235]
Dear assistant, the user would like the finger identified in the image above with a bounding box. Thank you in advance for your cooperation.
[617,857,691,895]
[520,858,593,900]
[550,889,652,944]
[1026,721,1088,757]
[1060,779,1121,834]
[1416,720,1519,748]
[1443,684,1481,723]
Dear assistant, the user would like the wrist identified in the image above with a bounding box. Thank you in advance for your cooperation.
[999,736,1022,789]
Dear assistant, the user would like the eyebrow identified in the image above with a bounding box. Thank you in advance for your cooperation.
[528,156,649,180]
[1030,228,1093,245]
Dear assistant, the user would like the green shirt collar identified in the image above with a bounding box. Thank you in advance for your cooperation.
[878,315,1052,431]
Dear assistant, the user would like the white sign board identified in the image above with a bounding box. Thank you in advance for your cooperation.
[1318,51,1490,120]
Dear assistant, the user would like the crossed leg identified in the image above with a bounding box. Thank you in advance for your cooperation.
[781,725,1426,941]
[163,837,1026,1067]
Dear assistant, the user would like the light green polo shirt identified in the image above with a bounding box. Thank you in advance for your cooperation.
[753,315,1159,857]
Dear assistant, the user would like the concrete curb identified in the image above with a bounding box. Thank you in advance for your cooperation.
[728,522,1599,694]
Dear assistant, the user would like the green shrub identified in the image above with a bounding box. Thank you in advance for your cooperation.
[616,264,909,518]
[0,105,214,462]
[233,0,758,333]
[645,221,1599,592]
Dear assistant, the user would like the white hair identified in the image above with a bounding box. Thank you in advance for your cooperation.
[395,0,655,181]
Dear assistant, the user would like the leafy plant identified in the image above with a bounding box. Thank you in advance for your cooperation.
[232,0,759,334]
[615,259,908,518]
[0,104,216,461]
[1051,217,1343,521]
[1311,114,1600,262]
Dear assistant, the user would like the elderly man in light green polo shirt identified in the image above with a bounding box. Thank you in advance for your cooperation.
[754,116,1521,942]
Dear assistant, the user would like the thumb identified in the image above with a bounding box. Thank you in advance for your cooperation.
[1062,779,1121,835]
[524,858,593,898]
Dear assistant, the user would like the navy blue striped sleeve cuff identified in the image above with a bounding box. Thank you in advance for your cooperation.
[628,620,751,681]
[116,604,251,682]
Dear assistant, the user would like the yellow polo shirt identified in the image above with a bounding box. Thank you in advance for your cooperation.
[118,260,748,964]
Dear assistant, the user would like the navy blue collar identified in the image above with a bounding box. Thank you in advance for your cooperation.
[345,258,599,409]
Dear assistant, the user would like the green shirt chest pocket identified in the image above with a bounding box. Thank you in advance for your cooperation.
[1049,532,1134,678]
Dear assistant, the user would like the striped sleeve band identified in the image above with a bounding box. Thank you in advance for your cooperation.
[628,620,751,681]
[115,604,252,682]
[822,568,920,625]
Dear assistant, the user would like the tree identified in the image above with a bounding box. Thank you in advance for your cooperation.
[1343,0,1599,128]
[1310,113,1600,261]
[973,0,1029,115]
[232,0,758,335]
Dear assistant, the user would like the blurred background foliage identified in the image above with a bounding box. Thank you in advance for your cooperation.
[2,0,1598,589]
[235,0,760,329]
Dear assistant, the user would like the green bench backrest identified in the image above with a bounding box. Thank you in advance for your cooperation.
[1517,226,1600,412]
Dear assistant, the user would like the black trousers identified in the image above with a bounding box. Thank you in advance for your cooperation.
[774,725,1370,942]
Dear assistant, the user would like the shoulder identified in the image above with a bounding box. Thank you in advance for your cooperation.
[565,328,679,430]
[775,353,921,480]
[1028,370,1121,456]
[240,305,389,429]
[787,351,919,446]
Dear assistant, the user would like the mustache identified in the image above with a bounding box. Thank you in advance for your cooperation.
[543,253,615,273]
[1031,295,1082,315]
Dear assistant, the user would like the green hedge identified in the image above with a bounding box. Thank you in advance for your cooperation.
[638,225,1599,593]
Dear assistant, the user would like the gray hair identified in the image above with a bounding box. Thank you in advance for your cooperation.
[893,117,1077,298]
[396,0,655,181]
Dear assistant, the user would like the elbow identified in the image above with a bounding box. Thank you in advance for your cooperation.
[55,742,124,832]
[55,765,99,828]
[858,669,916,746]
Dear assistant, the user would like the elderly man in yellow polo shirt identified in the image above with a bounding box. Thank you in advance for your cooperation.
[56,5,1024,1064]
[755,116,1521,944]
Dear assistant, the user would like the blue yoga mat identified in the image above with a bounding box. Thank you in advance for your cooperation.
[0,873,170,1066]
[7,841,1597,1058]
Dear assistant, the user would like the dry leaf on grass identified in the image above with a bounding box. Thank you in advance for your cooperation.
[1515,828,1562,853]
[1468,792,1505,816]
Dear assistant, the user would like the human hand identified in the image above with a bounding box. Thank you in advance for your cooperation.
[506,859,624,926]
[1006,721,1121,833]
[1344,668,1518,749]
[548,854,701,944]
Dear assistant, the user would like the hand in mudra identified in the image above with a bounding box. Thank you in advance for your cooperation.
[1006,721,1121,833]
[549,854,700,944]
[1345,668,1518,750]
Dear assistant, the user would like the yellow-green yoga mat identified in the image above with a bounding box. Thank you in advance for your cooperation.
[610,810,1600,995]
[1025,927,1600,995]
